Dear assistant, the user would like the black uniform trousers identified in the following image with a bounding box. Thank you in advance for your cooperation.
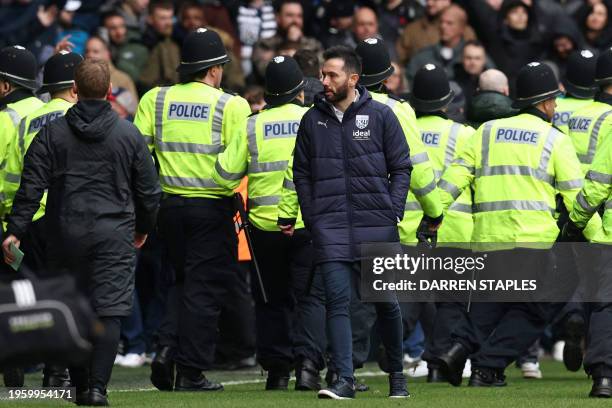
[250,227,326,372]
[158,195,242,372]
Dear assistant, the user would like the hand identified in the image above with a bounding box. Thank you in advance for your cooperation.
[560,220,587,242]
[54,35,75,53]
[279,224,295,237]
[134,232,148,249]
[2,235,20,266]
[37,5,58,27]
[286,24,303,42]
[416,215,443,248]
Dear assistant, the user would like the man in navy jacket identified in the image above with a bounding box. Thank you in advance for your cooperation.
[293,46,412,399]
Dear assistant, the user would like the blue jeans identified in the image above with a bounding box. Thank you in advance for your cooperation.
[317,261,403,380]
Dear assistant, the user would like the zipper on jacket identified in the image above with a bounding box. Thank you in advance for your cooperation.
[340,121,356,260]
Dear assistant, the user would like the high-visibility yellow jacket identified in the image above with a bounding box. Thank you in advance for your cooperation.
[567,100,612,175]
[553,95,593,135]
[134,82,251,198]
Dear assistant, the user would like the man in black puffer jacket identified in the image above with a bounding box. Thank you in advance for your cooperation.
[293,46,412,400]
[2,59,161,406]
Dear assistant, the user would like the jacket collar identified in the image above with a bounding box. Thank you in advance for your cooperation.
[0,88,34,111]
[520,106,550,123]
[415,110,448,119]
[595,91,612,107]
[314,85,371,122]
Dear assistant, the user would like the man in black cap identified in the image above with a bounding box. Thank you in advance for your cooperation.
[321,0,356,49]
[553,49,598,134]
[134,28,251,392]
[1,50,82,388]
[0,44,43,388]
[213,55,326,391]
[435,61,587,387]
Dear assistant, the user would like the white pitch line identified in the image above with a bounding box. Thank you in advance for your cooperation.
[111,370,389,393]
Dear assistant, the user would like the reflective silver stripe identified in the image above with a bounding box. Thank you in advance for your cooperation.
[606,200,612,210]
[481,121,493,168]
[156,141,222,154]
[412,179,437,196]
[283,178,295,191]
[556,179,583,190]
[475,165,554,185]
[475,200,553,213]
[576,191,598,212]
[5,172,20,184]
[538,127,562,173]
[11,280,36,307]
[444,122,461,167]
[160,175,219,188]
[154,87,170,142]
[410,151,429,165]
[248,195,280,208]
[453,158,474,174]
[211,92,232,146]
[586,170,612,185]
[3,107,20,127]
[449,202,472,213]
[249,160,288,173]
[214,161,244,181]
[384,96,397,110]
[434,169,443,179]
[18,118,26,158]
[247,115,259,162]
[578,110,612,164]
[143,135,153,145]
[438,179,461,199]
[404,201,422,211]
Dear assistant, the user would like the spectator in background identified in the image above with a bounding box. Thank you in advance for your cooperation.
[0,1,59,50]
[102,11,149,82]
[454,40,492,106]
[577,1,612,52]
[85,36,139,119]
[293,48,323,106]
[385,61,408,96]
[119,0,150,38]
[236,0,277,76]
[243,85,266,112]
[396,0,476,65]
[465,68,516,128]
[173,2,245,93]
[378,0,427,56]
[139,1,179,91]
[278,40,300,56]
[406,4,470,84]
[54,1,89,57]
[545,18,584,80]
[353,7,380,43]
[320,0,356,49]
[246,37,275,86]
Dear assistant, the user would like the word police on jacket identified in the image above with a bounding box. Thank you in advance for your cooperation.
[495,128,539,145]
[168,102,211,121]
[263,121,300,138]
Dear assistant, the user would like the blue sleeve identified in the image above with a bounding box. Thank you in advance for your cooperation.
[382,107,412,220]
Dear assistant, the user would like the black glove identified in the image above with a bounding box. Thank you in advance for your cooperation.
[560,219,587,242]
[416,214,443,248]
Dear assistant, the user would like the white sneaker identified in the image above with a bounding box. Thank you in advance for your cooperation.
[462,359,472,378]
[553,341,565,362]
[403,354,421,368]
[118,353,146,368]
[521,362,542,379]
[114,354,124,365]
[407,360,428,377]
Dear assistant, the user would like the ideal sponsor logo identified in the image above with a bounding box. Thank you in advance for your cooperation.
[495,127,539,145]
[167,102,211,121]
[28,111,64,134]
[353,129,370,140]
[421,131,441,147]
[263,120,300,138]
[568,116,592,133]
[553,111,571,127]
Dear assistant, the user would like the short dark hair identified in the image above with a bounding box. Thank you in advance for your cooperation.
[274,0,302,13]
[87,35,110,52]
[75,59,110,99]
[149,0,174,15]
[322,46,362,75]
[101,10,123,24]
[463,39,484,49]
[294,49,320,77]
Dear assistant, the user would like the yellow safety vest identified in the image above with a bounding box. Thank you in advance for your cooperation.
[553,95,593,135]
[567,100,612,175]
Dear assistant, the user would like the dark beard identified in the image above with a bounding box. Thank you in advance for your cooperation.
[325,82,350,103]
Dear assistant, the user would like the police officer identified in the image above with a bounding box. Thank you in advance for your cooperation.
[1,50,81,388]
[213,56,326,391]
[553,50,597,134]
[354,39,443,384]
[407,63,475,382]
[0,44,42,388]
[134,28,251,391]
[435,62,589,387]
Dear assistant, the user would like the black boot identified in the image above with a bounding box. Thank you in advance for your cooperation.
[43,366,71,387]
[87,388,109,406]
[174,371,223,392]
[150,346,175,391]
[436,343,469,387]
[265,371,290,390]
[590,377,612,398]
[563,313,585,372]
[388,372,409,398]
[468,367,506,387]
[3,367,24,387]
[295,359,321,391]
[427,367,447,383]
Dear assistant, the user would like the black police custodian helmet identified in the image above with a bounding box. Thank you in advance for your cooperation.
[264,55,305,106]
[38,51,83,95]
[408,63,454,112]
[563,49,597,99]
[512,62,562,109]
[595,47,612,87]
[177,28,230,75]
[0,45,38,90]
[356,38,394,88]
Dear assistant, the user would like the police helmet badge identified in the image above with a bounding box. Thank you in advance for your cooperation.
[355,115,369,129]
